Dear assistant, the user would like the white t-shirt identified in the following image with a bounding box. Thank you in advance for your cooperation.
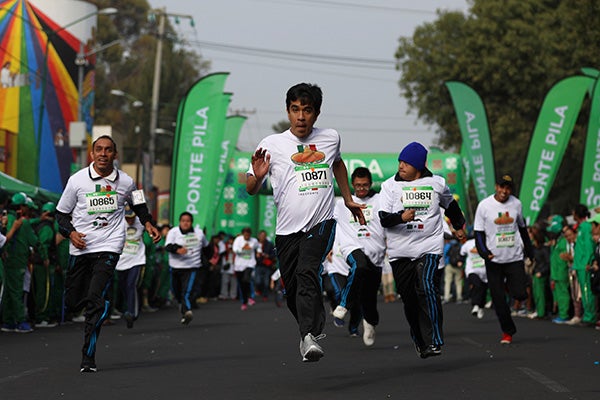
[248,128,341,235]
[232,235,259,271]
[379,174,455,262]
[323,237,349,276]
[334,194,386,267]
[473,194,526,264]
[166,226,208,269]
[460,238,487,282]
[56,164,138,256]
[116,218,146,271]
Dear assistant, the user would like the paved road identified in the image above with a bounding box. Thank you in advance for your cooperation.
[1,297,599,400]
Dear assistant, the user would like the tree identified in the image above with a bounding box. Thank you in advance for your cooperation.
[87,0,209,165]
[395,0,600,217]
[271,120,291,133]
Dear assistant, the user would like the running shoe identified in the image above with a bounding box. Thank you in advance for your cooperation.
[124,312,134,329]
[35,321,57,328]
[477,308,484,319]
[500,333,512,344]
[299,333,325,362]
[1,323,16,332]
[552,317,569,324]
[471,305,480,316]
[80,354,97,373]
[362,320,376,347]
[181,310,193,325]
[15,322,33,333]
[240,304,248,311]
[248,298,256,306]
[332,305,348,320]
[420,345,442,358]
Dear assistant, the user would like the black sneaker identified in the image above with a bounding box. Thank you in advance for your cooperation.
[420,345,442,359]
[80,354,97,373]
[124,312,134,329]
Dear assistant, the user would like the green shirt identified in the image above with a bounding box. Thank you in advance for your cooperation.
[573,220,594,271]
[550,235,569,281]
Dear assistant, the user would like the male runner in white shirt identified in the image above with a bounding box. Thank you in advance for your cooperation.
[246,83,365,362]
[56,135,160,372]
[379,142,465,359]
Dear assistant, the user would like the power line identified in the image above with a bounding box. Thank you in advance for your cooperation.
[253,0,440,14]
[186,39,396,70]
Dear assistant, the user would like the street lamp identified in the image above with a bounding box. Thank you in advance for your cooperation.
[110,90,144,185]
[35,7,118,186]
[77,39,122,121]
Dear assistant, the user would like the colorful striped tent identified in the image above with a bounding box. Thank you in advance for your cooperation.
[0,0,86,193]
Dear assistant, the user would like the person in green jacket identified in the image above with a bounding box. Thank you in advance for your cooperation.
[547,215,571,324]
[1,192,47,333]
[141,230,158,312]
[572,204,596,326]
[31,202,60,328]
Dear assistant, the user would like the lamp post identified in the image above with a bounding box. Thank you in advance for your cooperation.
[76,39,122,121]
[110,89,144,185]
[35,7,117,186]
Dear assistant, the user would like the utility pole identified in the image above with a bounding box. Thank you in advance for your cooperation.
[147,8,194,204]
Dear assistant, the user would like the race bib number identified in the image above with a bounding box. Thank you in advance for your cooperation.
[496,232,516,248]
[85,191,118,214]
[401,186,434,209]
[350,205,373,224]
[123,240,140,255]
[295,164,332,192]
[472,256,485,269]
[184,234,200,250]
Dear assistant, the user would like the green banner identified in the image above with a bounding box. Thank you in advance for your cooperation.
[170,72,229,229]
[520,75,594,224]
[214,151,258,237]
[581,77,600,208]
[259,151,469,222]
[209,113,246,234]
[257,195,277,241]
[445,81,496,201]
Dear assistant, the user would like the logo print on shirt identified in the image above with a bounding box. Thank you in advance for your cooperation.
[290,144,325,165]
[494,212,514,225]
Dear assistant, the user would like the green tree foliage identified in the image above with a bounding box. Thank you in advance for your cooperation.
[271,120,291,133]
[87,0,210,165]
[395,0,600,217]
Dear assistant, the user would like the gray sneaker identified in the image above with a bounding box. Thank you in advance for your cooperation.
[299,333,325,362]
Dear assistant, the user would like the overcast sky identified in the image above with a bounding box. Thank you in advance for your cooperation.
[147,0,469,154]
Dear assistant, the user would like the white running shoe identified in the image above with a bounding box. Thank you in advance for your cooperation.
[332,305,347,320]
[471,305,480,316]
[362,320,376,347]
[299,333,325,362]
[477,308,484,319]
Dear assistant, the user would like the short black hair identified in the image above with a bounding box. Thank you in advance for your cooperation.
[179,211,194,223]
[92,135,118,153]
[573,204,590,219]
[351,167,372,183]
[286,83,323,114]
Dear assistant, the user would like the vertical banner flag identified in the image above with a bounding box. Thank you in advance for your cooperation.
[581,76,600,208]
[170,72,229,229]
[520,76,594,224]
[209,113,246,233]
[445,81,496,201]
[215,151,258,236]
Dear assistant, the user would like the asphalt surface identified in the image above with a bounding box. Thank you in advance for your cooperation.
[1,296,599,400]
